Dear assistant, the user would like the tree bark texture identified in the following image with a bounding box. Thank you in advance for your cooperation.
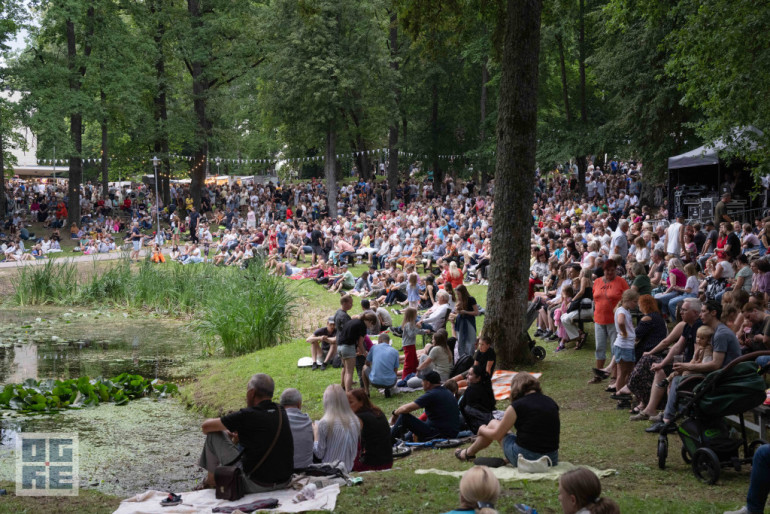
[188,0,209,210]
[100,90,109,198]
[484,0,543,367]
[387,11,400,193]
[325,125,337,218]
[152,0,171,205]
[556,32,571,123]
[66,14,91,227]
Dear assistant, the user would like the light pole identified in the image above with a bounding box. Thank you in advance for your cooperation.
[152,156,163,245]
[216,157,221,176]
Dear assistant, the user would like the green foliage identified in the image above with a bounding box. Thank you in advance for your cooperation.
[10,258,297,356]
[0,374,178,414]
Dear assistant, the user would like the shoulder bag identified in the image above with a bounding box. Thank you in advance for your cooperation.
[214,406,284,501]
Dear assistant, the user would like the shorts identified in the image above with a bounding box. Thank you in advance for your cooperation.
[613,345,636,363]
[311,245,324,256]
[132,240,141,251]
[502,433,559,466]
[338,344,357,360]
[284,266,294,277]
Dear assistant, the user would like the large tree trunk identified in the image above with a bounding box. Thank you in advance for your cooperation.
[100,90,109,198]
[0,114,5,218]
[152,0,171,205]
[556,32,571,123]
[431,82,443,195]
[188,0,208,210]
[480,56,490,191]
[387,11,400,194]
[66,19,84,227]
[484,0,543,368]
[325,125,337,218]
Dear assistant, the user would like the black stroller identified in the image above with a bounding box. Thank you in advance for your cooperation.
[657,351,770,484]
[526,301,546,361]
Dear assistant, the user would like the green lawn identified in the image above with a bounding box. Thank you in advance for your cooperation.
[184,275,751,513]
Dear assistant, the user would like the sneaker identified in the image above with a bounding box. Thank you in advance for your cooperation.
[384,388,392,399]
[542,330,553,339]
[554,344,566,353]
[723,507,751,514]
[764,389,770,406]
[534,329,544,337]
[547,333,559,341]
[320,362,327,371]
[311,362,318,371]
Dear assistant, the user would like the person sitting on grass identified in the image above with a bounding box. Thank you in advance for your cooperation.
[558,467,619,514]
[440,465,501,514]
[347,389,393,472]
[455,373,559,466]
[362,333,400,398]
[197,373,294,492]
[279,388,314,471]
[391,370,460,442]
[313,384,361,473]
[306,316,337,370]
[458,365,496,434]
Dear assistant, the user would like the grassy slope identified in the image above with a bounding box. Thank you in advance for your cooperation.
[0,481,120,514]
[185,277,750,513]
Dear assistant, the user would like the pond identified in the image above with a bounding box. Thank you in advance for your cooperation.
[0,306,207,497]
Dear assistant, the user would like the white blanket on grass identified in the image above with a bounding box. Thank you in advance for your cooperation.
[416,462,615,482]
[113,484,340,514]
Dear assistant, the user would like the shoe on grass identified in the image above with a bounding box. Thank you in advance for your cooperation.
[320,362,327,371]
[629,412,650,421]
[311,362,318,371]
[723,507,752,514]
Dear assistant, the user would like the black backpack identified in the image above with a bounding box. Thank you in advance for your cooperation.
[450,354,474,378]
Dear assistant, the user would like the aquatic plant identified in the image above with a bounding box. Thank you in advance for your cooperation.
[11,259,78,305]
[0,374,178,413]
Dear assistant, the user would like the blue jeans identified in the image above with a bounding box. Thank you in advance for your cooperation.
[655,292,680,315]
[391,413,442,442]
[502,433,559,466]
[663,375,683,421]
[668,293,696,319]
[747,443,770,513]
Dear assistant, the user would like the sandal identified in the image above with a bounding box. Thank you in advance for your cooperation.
[605,385,617,393]
[454,448,476,462]
[629,406,641,415]
[592,368,610,380]
[575,333,587,350]
[161,493,182,507]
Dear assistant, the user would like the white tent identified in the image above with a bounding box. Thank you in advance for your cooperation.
[668,126,763,170]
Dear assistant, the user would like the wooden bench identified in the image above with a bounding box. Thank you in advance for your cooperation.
[726,405,770,441]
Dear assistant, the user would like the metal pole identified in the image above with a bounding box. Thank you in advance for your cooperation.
[153,157,162,244]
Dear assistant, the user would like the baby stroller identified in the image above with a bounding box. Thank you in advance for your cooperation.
[657,351,770,484]
[526,301,546,361]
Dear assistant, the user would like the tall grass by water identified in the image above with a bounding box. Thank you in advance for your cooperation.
[9,258,296,355]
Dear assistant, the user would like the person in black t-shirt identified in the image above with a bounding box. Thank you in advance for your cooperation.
[455,373,559,465]
[306,316,337,370]
[473,336,496,375]
[198,373,294,492]
[347,389,393,471]
[459,365,496,434]
[391,371,460,442]
[310,225,325,264]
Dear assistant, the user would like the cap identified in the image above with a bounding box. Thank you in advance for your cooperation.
[327,316,336,324]
[423,371,441,384]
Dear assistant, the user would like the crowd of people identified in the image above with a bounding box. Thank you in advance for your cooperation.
[5,158,769,512]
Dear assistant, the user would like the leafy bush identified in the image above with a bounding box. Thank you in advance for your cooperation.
[0,374,178,414]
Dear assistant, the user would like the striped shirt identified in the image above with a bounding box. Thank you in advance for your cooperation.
[313,418,360,472]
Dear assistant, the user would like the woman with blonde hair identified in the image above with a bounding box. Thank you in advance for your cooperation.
[445,261,464,289]
[313,384,361,472]
[441,465,500,514]
[455,373,559,465]
[558,467,619,514]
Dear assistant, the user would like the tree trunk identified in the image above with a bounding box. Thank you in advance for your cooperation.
[152,0,171,205]
[66,19,83,227]
[0,111,5,218]
[100,91,109,198]
[188,0,208,210]
[556,32,571,123]
[387,11,399,194]
[575,0,587,193]
[356,140,370,181]
[480,56,490,191]
[483,0,543,368]
[325,125,337,218]
[431,82,443,195]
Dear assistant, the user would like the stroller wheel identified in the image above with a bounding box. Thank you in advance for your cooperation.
[392,444,412,459]
[748,439,768,458]
[657,435,668,470]
[532,345,546,361]
[681,446,692,464]
[692,448,721,485]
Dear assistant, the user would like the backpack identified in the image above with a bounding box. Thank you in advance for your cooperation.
[450,354,474,378]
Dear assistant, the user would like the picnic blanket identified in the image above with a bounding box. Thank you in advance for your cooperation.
[113,484,340,514]
[416,462,615,482]
[491,370,543,401]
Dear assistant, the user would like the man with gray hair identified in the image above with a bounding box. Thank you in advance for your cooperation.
[279,388,314,470]
[197,373,294,491]
[417,290,451,332]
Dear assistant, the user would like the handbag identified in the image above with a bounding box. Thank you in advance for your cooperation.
[214,406,284,501]
[517,454,553,473]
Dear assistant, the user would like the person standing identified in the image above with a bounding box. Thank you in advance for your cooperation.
[714,192,733,227]
[589,260,629,383]
[189,206,200,244]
